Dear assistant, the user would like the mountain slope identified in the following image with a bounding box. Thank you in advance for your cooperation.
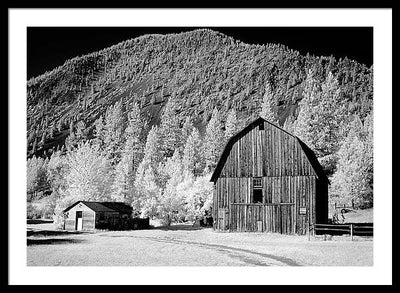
[27,28,373,158]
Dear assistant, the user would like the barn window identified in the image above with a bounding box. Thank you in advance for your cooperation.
[259,123,264,131]
[253,177,263,203]
[253,177,262,188]
[99,212,105,221]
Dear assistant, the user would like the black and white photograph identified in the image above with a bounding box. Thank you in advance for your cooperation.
[8,8,392,285]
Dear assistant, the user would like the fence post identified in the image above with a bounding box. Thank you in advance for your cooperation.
[350,224,353,241]
[307,221,310,241]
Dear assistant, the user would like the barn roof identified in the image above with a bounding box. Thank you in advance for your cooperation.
[63,201,133,213]
[296,138,330,184]
[210,117,329,183]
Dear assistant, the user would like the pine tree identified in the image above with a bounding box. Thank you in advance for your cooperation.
[133,125,164,217]
[294,71,346,159]
[75,120,88,142]
[259,81,279,124]
[330,114,373,208]
[224,108,238,141]
[204,107,224,173]
[69,120,75,136]
[49,127,54,139]
[64,119,89,150]
[93,115,105,147]
[111,103,145,203]
[40,131,47,146]
[102,101,127,164]
[159,98,181,158]
[142,125,163,171]
[182,127,203,176]
[180,116,194,150]
[32,138,37,154]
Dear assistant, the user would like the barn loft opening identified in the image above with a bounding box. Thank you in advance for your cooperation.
[253,190,263,203]
[253,177,263,203]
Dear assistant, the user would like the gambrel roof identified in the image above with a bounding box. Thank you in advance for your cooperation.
[210,117,329,183]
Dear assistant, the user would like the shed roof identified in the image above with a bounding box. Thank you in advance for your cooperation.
[63,201,133,213]
[210,117,329,183]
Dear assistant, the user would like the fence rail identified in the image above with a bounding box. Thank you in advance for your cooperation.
[308,223,373,241]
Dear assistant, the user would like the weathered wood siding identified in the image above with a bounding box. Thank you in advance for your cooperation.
[213,176,317,234]
[64,203,95,231]
[212,120,327,235]
[95,211,120,229]
[219,121,316,178]
[229,204,295,234]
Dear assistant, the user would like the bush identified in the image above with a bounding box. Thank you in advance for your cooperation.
[27,202,42,219]
[98,217,150,231]
[27,198,55,219]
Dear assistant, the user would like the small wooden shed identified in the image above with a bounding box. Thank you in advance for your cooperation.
[210,117,329,235]
[62,201,133,231]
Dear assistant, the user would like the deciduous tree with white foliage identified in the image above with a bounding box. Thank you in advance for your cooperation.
[183,172,214,223]
[54,141,113,221]
[27,156,49,201]
[157,151,186,225]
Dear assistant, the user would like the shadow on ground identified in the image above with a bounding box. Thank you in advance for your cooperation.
[27,219,54,224]
[27,238,84,246]
[27,229,85,237]
[151,224,208,231]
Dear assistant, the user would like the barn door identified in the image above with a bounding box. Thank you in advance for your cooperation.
[218,208,229,231]
[76,211,83,231]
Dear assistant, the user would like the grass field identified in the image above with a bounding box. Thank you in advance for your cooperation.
[27,221,373,266]
[328,207,373,223]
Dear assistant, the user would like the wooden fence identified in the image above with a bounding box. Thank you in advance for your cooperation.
[308,223,373,241]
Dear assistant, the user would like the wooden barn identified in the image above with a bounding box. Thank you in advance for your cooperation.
[62,201,135,231]
[210,117,329,235]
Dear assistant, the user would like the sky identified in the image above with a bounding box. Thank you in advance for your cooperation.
[27,27,373,79]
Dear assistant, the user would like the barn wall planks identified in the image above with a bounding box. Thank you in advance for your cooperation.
[219,121,316,179]
[216,176,315,234]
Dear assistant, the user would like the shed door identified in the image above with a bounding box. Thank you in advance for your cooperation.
[76,211,83,231]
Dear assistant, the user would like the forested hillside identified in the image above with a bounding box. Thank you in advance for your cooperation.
[26,29,373,224]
